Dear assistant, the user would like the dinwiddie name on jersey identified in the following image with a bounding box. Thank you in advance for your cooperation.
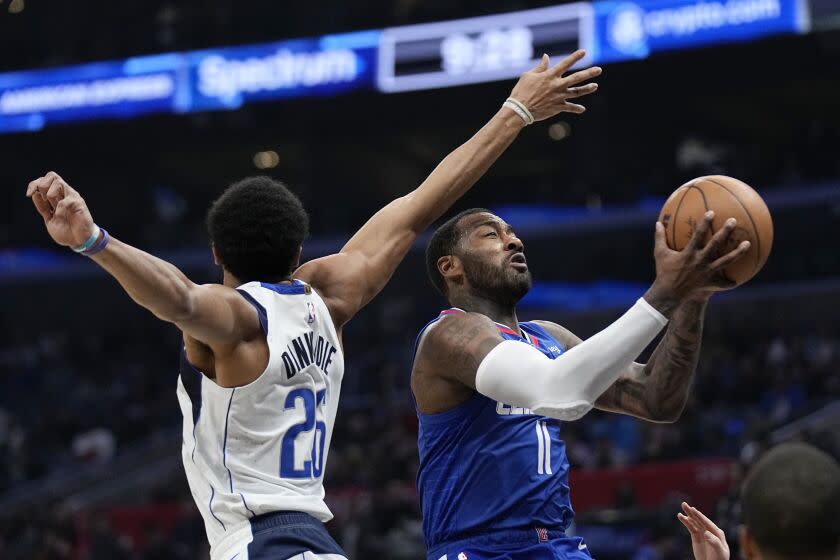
[281,330,338,379]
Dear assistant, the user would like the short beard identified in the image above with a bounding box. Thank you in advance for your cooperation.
[460,251,532,306]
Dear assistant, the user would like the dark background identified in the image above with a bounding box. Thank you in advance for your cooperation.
[0,1,838,559]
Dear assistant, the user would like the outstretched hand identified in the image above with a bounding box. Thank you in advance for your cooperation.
[652,210,751,300]
[509,50,601,121]
[678,502,730,560]
[26,171,96,248]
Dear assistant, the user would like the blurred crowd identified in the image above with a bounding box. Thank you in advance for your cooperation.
[1,290,838,559]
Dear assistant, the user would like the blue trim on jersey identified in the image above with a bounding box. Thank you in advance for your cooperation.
[179,348,203,426]
[223,388,236,492]
[246,511,346,558]
[191,426,198,463]
[236,289,269,335]
[240,493,256,518]
[208,485,226,530]
[178,348,203,462]
[218,389,257,519]
[259,279,307,295]
[520,321,566,352]
[232,286,269,508]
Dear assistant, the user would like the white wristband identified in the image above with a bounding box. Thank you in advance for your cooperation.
[503,97,534,125]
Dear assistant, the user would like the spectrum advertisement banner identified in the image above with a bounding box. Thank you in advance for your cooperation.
[593,0,810,62]
[186,30,379,112]
[0,31,379,134]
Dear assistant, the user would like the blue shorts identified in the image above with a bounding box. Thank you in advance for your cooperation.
[224,511,347,560]
[427,528,593,560]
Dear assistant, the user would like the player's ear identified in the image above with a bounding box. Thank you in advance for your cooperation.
[211,244,221,266]
[438,255,462,282]
[738,525,758,559]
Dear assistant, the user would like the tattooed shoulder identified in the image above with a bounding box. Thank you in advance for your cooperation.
[416,312,504,387]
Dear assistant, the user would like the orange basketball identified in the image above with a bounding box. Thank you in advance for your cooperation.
[658,175,773,287]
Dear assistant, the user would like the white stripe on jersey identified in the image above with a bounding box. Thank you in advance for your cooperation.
[176,280,345,560]
[541,421,553,475]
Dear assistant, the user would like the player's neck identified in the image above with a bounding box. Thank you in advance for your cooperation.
[222,271,245,288]
[222,270,295,288]
[449,293,520,333]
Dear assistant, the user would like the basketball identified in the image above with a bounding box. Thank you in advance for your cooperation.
[659,175,773,286]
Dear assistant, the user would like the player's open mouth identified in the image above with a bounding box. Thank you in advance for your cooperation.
[509,253,528,271]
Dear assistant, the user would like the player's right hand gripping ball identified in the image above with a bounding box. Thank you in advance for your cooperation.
[659,175,773,287]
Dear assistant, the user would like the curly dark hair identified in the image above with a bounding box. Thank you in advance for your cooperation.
[425,208,490,296]
[207,176,309,283]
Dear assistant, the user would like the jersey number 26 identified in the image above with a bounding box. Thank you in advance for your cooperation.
[280,388,327,478]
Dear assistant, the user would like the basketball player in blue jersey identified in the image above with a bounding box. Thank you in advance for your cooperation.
[411,208,752,560]
[26,50,601,560]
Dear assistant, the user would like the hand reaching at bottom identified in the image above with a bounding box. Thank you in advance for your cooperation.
[677,501,730,560]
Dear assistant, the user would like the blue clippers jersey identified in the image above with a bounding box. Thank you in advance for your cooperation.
[414,309,576,551]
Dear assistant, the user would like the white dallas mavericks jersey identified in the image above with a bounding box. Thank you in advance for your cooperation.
[175,279,344,560]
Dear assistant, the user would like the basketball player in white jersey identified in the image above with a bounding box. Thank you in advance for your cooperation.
[25,50,600,560]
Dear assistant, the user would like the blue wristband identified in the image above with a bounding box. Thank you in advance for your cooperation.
[72,226,101,253]
[82,228,110,256]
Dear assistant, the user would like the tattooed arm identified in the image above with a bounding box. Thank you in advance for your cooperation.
[411,312,506,415]
[599,296,708,422]
[534,296,709,423]
[412,298,670,420]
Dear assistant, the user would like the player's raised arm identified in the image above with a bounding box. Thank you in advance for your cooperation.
[534,294,708,423]
[26,172,261,345]
[414,215,751,421]
[295,50,601,327]
[414,295,669,421]
[592,213,743,422]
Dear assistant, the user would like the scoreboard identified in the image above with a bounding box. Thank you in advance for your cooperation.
[377,4,593,93]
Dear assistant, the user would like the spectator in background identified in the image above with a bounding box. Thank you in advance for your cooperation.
[86,515,131,560]
[678,442,840,560]
[141,524,183,560]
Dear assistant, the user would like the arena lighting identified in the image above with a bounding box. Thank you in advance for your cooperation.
[253,150,280,169]
[548,121,572,141]
[8,0,24,14]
